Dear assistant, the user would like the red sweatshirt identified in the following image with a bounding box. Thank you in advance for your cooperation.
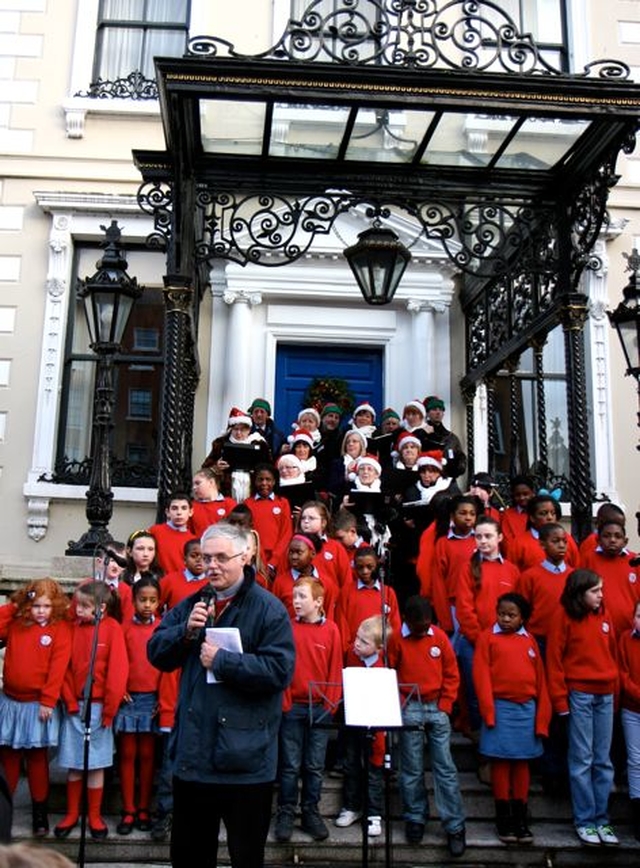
[314,537,354,590]
[157,669,180,730]
[338,581,402,656]
[387,624,459,714]
[508,528,579,573]
[500,507,527,551]
[272,569,339,623]
[516,562,573,639]
[159,569,209,610]
[455,557,519,645]
[284,617,343,713]
[0,605,72,707]
[147,523,197,575]
[190,497,237,537]
[619,630,640,714]
[416,523,437,598]
[61,616,129,727]
[122,617,162,693]
[580,549,640,636]
[472,626,551,736]
[430,533,477,632]
[244,494,293,565]
[545,607,619,714]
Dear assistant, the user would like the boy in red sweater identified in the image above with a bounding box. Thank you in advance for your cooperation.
[244,463,293,571]
[147,492,197,575]
[580,520,640,636]
[387,596,466,856]
[338,546,401,656]
[274,577,342,843]
[159,538,208,612]
[507,495,579,572]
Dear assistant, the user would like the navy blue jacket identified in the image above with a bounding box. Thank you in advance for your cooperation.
[147,568,294,785]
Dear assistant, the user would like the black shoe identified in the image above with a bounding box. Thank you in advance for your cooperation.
[116,812,136,835]
[151,811,172,841]
[32,801,49,837]
[301,810,329,841]
[136,810,152,832]
[89,823,109,840]
[447,827,466,857]
[405,821,425,844]
[53,819,77,839]
[274,808,295,842]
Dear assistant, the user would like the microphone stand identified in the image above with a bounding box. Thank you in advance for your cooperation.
[77,549,108,868]
[377,549,394,868]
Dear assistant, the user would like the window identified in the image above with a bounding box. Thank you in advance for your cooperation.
[55,243,164,488]
[481,0,568,72]
[94,0,190,83]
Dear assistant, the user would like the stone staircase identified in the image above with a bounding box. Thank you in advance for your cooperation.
[8,733,640,866]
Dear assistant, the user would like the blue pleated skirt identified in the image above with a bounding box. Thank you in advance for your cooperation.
[56,701,114,770]
[114,691,158,734]
[0,693,61,748]
[479,698,543,760]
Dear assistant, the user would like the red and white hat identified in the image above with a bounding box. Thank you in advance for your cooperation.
[356,454,382,475]
[227,406,252,428]
[296,407,321,427]
[402,399,426,418]
[352,402,377,421]
[417,450,444,470]
[396,431,422,451]
[288,428,315,449]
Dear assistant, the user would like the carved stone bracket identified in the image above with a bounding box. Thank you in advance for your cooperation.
[27,497,50,542]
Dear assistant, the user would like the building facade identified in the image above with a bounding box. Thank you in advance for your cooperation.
[1,0,640,577]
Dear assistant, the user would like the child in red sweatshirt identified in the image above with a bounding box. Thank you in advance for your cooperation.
[147,492,197,575]
[387,595,466,856]
[55,582,128,840]
[114,577,163,836]
[618,598,640,841]
[274,576,342,843]
[472,592,551,845]
[545,569,619,847]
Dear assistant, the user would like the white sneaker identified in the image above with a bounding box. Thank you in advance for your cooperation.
[334,808,362,828]
[367,816,382,837]
[596,824,619,846]
[576,825,600,846]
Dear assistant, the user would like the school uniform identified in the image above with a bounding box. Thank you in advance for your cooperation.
[500,506,528,552]
[147,522,197,575]
[508,527,579,573]
[430,531,477,632]
[516,560,572,646]
[337,579,401,656]
[159,568,209,611]
[580,546,640,636]
[190,497,237,537]
[245,493,292,566]
[272,567,339,623]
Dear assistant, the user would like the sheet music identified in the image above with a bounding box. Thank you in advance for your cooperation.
[342,667,402,727]
[205,627,243,684]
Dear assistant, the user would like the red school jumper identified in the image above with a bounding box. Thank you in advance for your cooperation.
[337,580,402,656]
[272,568,340,623]
[516,562,573,641]
[580,548,640,637]
[387,624,459,714]
[147,523,197,575]
[190,497,237,537]
[429,532,477,633]
[159,569,209,611]
[284,617,343,714]
[454,557,520,645]
[508,528,579,573]
[245,494,293,567]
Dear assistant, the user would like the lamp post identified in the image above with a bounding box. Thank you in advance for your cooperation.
[66,221,143,556]
[608,247,640,445]
[344,217,412,305]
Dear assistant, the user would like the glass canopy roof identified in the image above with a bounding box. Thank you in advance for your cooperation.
[200,98,592,172]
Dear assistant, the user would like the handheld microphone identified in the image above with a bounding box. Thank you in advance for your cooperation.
[200,586,216,628]
[98,546,128,569]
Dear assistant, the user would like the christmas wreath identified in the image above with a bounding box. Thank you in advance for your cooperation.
[302,377,356,417]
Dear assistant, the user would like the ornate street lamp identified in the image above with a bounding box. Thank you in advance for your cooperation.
[344,219,411,305]
[66,221,143,556]
[609,247,640,381]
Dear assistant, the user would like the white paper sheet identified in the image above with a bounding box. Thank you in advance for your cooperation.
[342,667,402,727]
[205,627,243,684]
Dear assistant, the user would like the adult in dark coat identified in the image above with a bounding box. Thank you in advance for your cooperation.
[147,522,295,868]
[248,398,286,457]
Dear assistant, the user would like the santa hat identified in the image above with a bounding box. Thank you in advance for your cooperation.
[352,402,377,421]
[227,407,252,428]
[296,407,321,427]
[356,454,382,476]
[277,453,303,471]
[288,428,314,449]
[248,397,271,415]
[396,431,422,451]
[402,399,426,418]
[417,450,444,471]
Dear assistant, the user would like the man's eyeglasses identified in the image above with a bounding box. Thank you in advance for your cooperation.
[202,551,245,566]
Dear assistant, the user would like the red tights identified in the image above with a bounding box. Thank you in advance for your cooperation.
[118,733,156,814]
[0,746,49,801]
[491,759,530,801]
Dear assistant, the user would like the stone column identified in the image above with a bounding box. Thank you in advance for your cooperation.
[406,298,445,397]
[222,288,263,412]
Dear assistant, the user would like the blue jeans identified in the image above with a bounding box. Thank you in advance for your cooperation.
[567,690,614,827]
[277,704,330,812]
[621,708,640,799]
[455,634,481,732]
[399,699,465,833]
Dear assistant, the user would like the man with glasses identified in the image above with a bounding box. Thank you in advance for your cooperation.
[148,522,295,867]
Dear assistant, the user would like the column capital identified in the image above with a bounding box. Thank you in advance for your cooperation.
[406,298,446,315]
[223,288,263,307]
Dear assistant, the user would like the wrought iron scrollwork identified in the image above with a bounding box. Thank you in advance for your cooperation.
[39,456,158,489]
[75,70,158,100]
[137,181,173,252]
[188,0,630,79]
